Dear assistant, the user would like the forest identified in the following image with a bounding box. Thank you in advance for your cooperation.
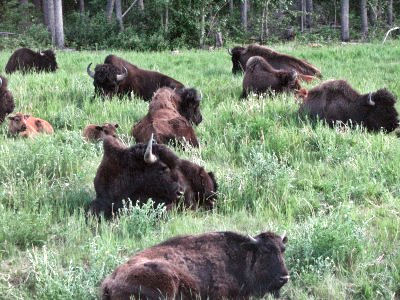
[0,0,399,50]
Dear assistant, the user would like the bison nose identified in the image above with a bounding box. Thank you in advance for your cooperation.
[279,275,290,284]
[21,125,27,131]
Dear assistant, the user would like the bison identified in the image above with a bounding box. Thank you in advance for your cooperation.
[83,123,119,142]
[131,87,202,147]
[87,55,184,100]
[8,113,54,138]
[101,230,289,299]
[299,80,399,132]
[5,48,58,74]
[88,134,217,219]
[228,44,321,77]
[0,76,15,124]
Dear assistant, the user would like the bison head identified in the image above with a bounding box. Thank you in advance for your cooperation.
[281,70,301,92]
[40,50,58,71]
[176,88,203,125]
[0,76,15,124]
[362,89,399,132]
[8,113,30,134]
[242,231,289,297]
[87,63,128,98]
[95,123,119,139]
[229,46,246,74]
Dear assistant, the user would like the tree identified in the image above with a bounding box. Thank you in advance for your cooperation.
[79,0,85,15]
[44,0,55,43]
[241,0,248,32]
[54,0,64,48]
[115,0,123,31]
[360,0,368,39]
[106,0,116,22]
[341,0,349,41]
[388,0,393,26]
[138,0,144,10]
[305,0,312,29]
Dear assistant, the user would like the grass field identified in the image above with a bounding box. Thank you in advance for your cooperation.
[1,42,400,299]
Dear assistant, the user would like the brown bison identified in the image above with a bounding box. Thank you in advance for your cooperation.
[83,123,119,142]
[228,44,321,77]
[299,80,399,132]
[87,55,184,100]
[131,87,202,147]
[0,76,15,124]
[88,134,217,219]
[5,48,58,74]
[8,113,54,137]
[101,230,289,299]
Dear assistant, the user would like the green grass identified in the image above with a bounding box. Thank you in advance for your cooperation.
[1,42,400,299]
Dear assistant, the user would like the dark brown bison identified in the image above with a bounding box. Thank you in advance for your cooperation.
[131,87,202,147]
[101,230,289,299]
[228,44,321,77]
[87,55,184,100]
[0,76,15,124]
[88,134,217,219]
[299,80,399,132]
[5,48,58,74]
[83,123,119,142]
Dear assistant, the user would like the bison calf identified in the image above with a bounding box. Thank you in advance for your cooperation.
[83,123,119,142]
[88,134,217,219]
[299,80,399,132]
[8,113,54,138]
[131,87,202,147]
[101,231,289,299]
[87,55,184,100]
[5,48,57,74]
[0,76,15,124]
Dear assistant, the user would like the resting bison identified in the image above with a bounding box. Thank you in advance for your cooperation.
[5,48,57,74]
[87,55,184,100]
[299,80,399,132]
[131,87,202,147]
[101,230,289,299]
[0,76,15,124]
[83,123,119,142]
[8,113,54,137]
[88,134,217,219]
[228,44,321,77]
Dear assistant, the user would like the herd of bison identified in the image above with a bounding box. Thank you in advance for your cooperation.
[1,45,398,299]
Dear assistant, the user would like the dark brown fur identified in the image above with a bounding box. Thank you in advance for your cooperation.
[101,231,289,299]
[90,55,184,100]
[5,48,57,74]
[0,76,15,124]
[299,80,399,132]
[131,87,202,147]
[241,56,301,98]
[230,44,321,77]
[88,136,217,219]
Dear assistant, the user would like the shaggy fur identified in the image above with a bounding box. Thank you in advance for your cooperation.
[88,136,217,219]
[90,55,184,100]
[299,80,399,132]
[241,56,302,98]
[101,231,289,300]
[83,123,119,142]
[0,76,15,124]
[5,48,57,74]
[230,44,321,77]
[8,113,54,138]
[131,87,202,147]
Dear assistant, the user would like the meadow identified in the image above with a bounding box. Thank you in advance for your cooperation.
[0,42,400,299]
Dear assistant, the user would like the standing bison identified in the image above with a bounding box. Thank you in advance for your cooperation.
[0,76,15,124]
[229,44,321,77]
[101,230,289,299]
[88,135,217,219]
[131,87,202,147]
[5,48,58,74]
[87,55,184,100]
[299,80,399,132]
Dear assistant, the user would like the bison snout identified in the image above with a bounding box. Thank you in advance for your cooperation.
[20,124,27,131]
[279,275,290,284]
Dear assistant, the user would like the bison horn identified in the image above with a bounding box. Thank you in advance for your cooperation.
[144,133,157,164]
[247,234,258,244]
[281,231,287,241]
[227,48,232,56]
[0,77,2,88]
[367,92,375,106]
[87,63,95,78]
[116,66,128,82]
[198,90,203,101]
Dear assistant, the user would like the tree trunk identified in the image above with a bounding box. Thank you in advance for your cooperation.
[79,0,84,15]
[241,0,248,32]
[43,0,49,26]
[200,7,205,48]
[305,0,312,30]
[215,32,223,48]
[33,0,41,10]
[45,0,56,43]
[369,2,377,26]
[138,0,144,10]
[106,0,116,22]
[54,0,64,48]
[229,0,233,15]
[298,0,305,32]
[115,0,123,31]
[341,0,349,41]
[360,0,368,39]
[388,0,393,26]
[165,5,169,33]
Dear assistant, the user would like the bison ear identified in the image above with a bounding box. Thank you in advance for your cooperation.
[114,123,119,128]
[24,114,30,119]
[95,126,103,131]
[281,231,288,244]
[8,116,14,121]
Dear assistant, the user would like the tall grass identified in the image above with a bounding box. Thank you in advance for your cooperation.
[0,42,400,299]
